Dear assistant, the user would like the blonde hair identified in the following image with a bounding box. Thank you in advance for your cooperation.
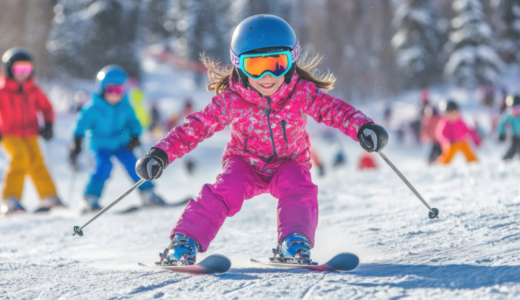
[200,51,336,95]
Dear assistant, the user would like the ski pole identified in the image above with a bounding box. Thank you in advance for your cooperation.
[378,152,439,219]
[72,179,146,236]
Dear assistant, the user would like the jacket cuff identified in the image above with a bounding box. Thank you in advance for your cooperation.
[147,147,170,168]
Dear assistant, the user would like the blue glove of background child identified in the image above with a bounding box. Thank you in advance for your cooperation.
[136,147,169,180]
[358,123,389,153]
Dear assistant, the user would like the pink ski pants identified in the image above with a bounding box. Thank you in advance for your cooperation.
[171,156,318,252]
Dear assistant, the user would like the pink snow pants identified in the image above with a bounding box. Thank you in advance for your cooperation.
[171,156,318,252]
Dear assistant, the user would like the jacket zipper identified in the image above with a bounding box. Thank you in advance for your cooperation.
[260,96,276,173]
[281,120,288,150]
[244,137,249,151]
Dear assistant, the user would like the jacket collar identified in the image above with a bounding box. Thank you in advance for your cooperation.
[1,77,35,92]
[228,70,299,105]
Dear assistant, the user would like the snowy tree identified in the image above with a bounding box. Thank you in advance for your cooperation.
[493,0,520,63]
[444,0,504,88]
[392,0,443,89]
[47,0,142,79]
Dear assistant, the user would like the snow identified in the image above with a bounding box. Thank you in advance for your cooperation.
[2,62,520,299]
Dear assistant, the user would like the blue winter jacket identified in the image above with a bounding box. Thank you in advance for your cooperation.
[73,94,142,151]
[498,112,520,138]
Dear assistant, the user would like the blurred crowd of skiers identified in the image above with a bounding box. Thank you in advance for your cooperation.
[2,48,520,214]
[0,48,197,214]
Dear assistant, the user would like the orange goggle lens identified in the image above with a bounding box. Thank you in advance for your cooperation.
[242,53,290,79]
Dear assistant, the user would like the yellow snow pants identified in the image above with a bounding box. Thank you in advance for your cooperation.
[437,140,477,164]
[1,136,57,200]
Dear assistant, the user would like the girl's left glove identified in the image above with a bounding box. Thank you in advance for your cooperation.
[358,123,389,153]
[136,147,169,180]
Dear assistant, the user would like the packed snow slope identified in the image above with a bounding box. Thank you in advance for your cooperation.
[1,118,520,299]
[1,60,520,299]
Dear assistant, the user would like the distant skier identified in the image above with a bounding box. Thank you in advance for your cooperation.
[128,78,151,131]
[498,95,520,160]
[421,106,442,165]
[436,100,480,164]
[135,15,388,266]
[0,48,64,214]
[69,65,165,212]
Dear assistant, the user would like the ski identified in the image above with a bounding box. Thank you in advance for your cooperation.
[138,254,231,274]
[250,252,359,272]
[117,197,191,214]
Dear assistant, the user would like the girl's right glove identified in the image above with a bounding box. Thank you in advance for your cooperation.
[358,123,389,153]
[136,147,169,180]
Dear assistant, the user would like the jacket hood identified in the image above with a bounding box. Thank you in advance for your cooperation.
[227,70,300,104]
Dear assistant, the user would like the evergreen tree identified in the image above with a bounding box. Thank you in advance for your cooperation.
[48,0,142,79]
[392,0,443,89]
[494,0,520,63]
[444,0,503,87]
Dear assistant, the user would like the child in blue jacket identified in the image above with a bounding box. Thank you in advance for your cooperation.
[498,95,520,160]
[70,65,164,211]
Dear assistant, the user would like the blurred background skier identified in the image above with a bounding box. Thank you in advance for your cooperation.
[69,65,165,212]
[421,105,442,165]
[0,48,64,215]
[436,100,481,165]
[498,94,520,160]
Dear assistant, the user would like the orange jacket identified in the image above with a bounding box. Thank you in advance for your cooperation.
[0,77,54,137]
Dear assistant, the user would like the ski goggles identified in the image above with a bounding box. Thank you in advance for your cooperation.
[12,61,33,75]
[231,41,300,80]
[104,84,126,95]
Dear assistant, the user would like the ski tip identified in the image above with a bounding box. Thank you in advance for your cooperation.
[328,252,359,271]
[199,254,231,273]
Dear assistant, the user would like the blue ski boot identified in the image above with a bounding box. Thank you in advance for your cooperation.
[271,233,314,265]
[0,197,26,215]
[157,234,199,266]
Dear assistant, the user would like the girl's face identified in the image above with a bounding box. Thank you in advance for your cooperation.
[248,74,285,96]
[445,110,460,121]
[105,93,123,105]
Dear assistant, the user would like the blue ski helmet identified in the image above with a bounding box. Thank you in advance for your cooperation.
[2,47,34,79]
[95,65,127,95]
[230,15,300,86]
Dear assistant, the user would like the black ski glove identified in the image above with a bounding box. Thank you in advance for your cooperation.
[69,136,82,167]
[358,123,389,153]
[498,134,506,142]
[136,147,169,180]
[39,122,53,140]
[127,135,141,151]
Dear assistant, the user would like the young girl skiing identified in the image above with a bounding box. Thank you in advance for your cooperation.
[135,15,388,265]
[0,48,64,214]
[436,100,480,164]
[70,65,165,212]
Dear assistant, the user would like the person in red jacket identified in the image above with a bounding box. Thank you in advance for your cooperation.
[0,48,63,215]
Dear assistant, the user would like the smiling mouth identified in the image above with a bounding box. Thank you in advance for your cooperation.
[259,83,275,89]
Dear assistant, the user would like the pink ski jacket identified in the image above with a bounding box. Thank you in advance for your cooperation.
[154,72,373,173]
[435,118,481,148]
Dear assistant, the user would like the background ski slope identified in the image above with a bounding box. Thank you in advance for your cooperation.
[1,60,520,299]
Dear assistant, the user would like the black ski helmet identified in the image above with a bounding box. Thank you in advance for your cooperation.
[2,47,34,79]
[230,15,299,87]
[445,100,459,112]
